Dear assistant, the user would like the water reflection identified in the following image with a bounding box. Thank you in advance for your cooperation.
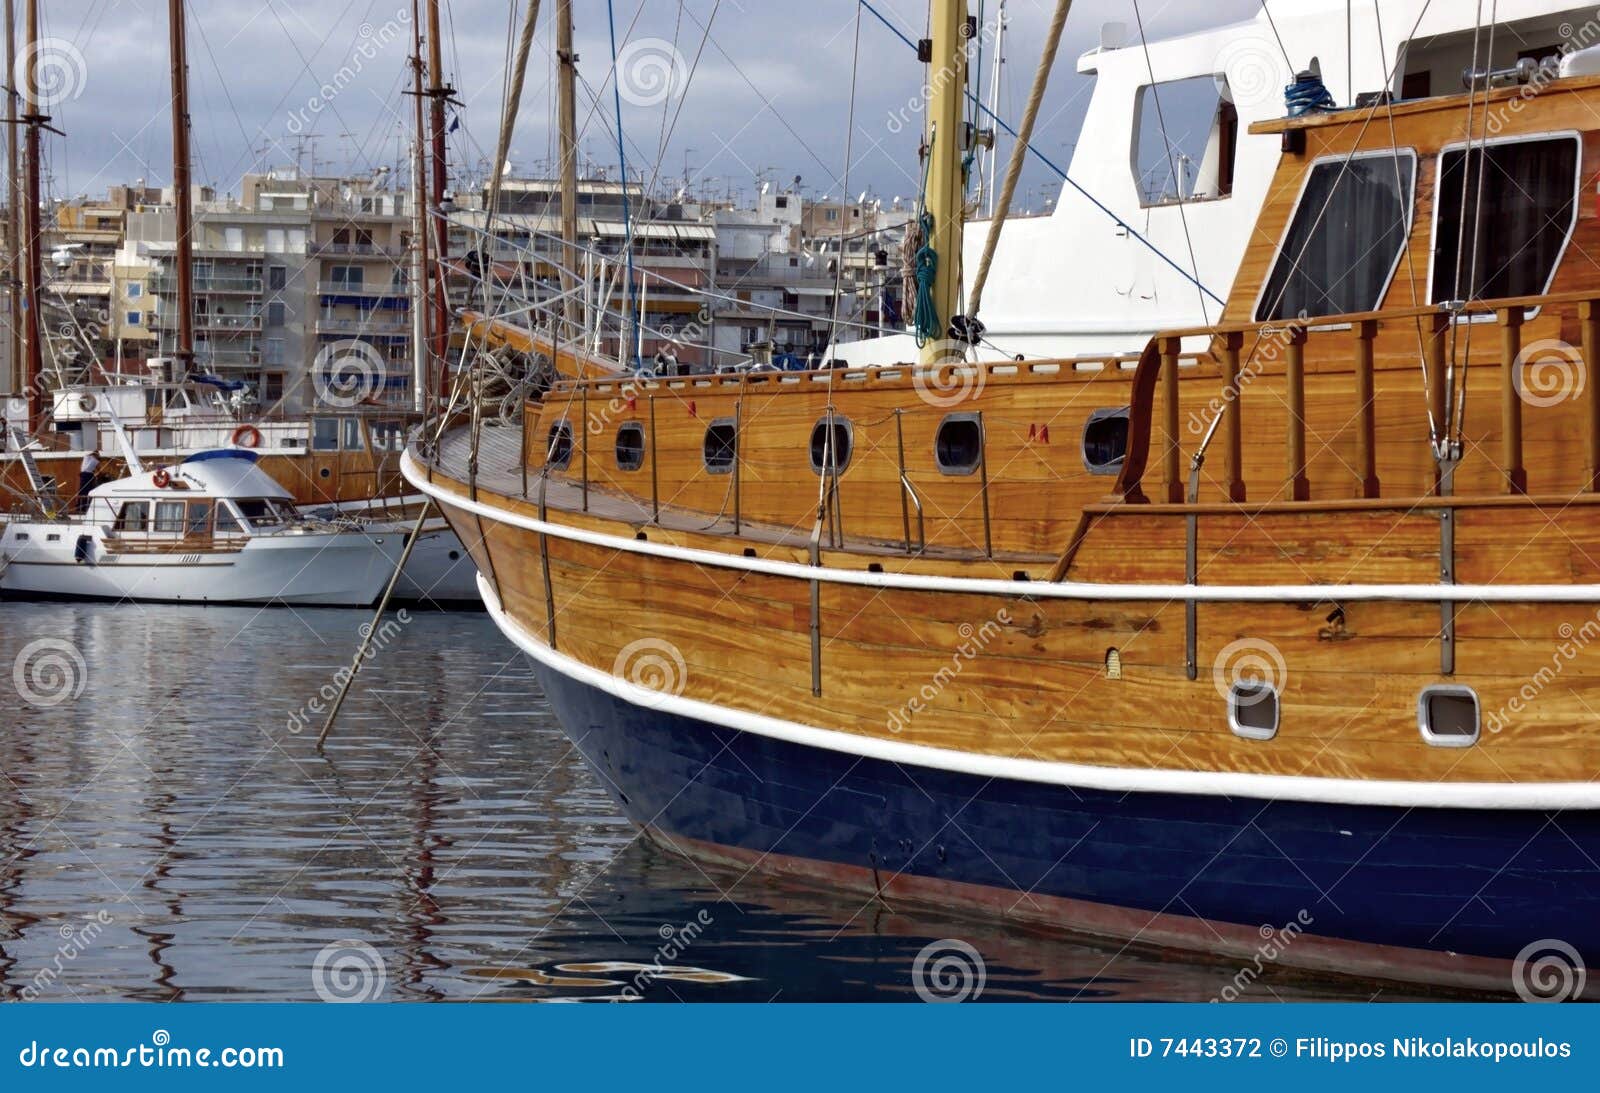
[0,602,1416,1002]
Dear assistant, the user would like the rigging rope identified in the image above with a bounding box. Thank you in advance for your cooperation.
[604,0,640,368]
[912,135,941,348]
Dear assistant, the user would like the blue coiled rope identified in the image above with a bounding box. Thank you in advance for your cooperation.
[912,210,940,346]
[1285,70,1335,117]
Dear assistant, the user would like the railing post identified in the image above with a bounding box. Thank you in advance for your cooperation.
[1160,336,1182,504]
[1499,306,1527,494]
[1429,309,1449,496]
[977,409,993,558]
[580,382,589,512]
[1220,331,1245,502]
[1355,319,1380,498]
[1285,325,1309,501]
[648,392,660,523]
[895,409,911,551]
[732,397,742,535]
[1583,299,1600,492]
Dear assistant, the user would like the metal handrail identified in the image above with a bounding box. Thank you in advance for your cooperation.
[899,472,926,555]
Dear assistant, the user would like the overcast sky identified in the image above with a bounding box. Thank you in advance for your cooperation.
[37,0,1263,210]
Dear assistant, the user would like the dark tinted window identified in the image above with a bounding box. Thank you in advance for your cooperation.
[1431,136,1578,303]
[935,414,983,475]
[1257,152,1416,321]
[703,420,737,474]
[545,421,573,469]
[809,418,852,475]
[615,423,645,471]
[1082,408,1130,474]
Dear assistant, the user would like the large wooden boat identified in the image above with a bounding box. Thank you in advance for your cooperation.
[410,3,1600,994]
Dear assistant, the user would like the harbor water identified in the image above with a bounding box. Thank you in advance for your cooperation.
[0,602,1422,1002]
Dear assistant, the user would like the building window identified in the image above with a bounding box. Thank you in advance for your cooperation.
[126,311,142,327]
[809,417,852,475]
[265,338,284,365]
[1430,134,1579,304]
[261,372,285,404]
[615,422,646,471]
[269,267,287,290]
[935,413,983,476]
[1082,408,1130,475]
[267,302,285,326]
[545,421,573,469]
[703,419,737,474]
[126,283,142,299]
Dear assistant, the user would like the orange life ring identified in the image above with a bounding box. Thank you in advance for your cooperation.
[232,424,263,448]
[152,468,171,488]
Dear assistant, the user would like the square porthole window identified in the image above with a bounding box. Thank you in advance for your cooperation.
[545,421,573,469]
[1082,407,1130,475]
[1228,681,1280,741]
[1417,686,1480,747]
[703,418,737,474]
[935,413,983,476]
[615,422,646,471]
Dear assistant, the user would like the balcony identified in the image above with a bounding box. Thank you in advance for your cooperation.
[152,311,263,333]
[315,316,410,336]
[317,280,406,297]
[151,273,264,295]
[314,241,406,258]
[191,346,262,368]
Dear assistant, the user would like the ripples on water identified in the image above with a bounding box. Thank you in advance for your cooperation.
[0,602,1412,1002]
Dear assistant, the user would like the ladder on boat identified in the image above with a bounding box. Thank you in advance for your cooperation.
[7,426,64,514]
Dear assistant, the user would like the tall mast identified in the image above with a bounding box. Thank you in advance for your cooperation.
[5,0,19,396]
[168,0,195,373]
[984,0,1006,219]
[20,0,42,427]
[919,0,968,365]
[424,0,450,405]
[408,0,429,413]
[556,0,579,328]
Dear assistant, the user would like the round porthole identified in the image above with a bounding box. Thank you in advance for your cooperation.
[809,417,852,474]
[448,550,461,561]
[615,422,646,471]
[319,468,331,478]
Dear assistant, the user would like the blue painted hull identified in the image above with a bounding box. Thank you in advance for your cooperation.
[532,660,1600,979]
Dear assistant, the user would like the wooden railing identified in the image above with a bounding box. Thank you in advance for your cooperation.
[1113,290,1600,506]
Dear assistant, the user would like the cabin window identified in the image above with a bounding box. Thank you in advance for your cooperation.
[1133,75,1238,206]
[1430,134,1579,305]
[935,413,983,476]
[1418,686,1480,747]
[545,421,573,469]
[186,502,212,536]
[235,499,287,528]
[703,419,737,474]
[1256,150,1417,322]
[615,422,646,471]
[809,417,852,475]
[1082,408,1130,475]
[115,501,149,532]
[341,417,364,451]
[370,419,405,450]
[1228,681,1280,741]
[215,504,243,535]
[311,418,340,451]
[153,501,186,533]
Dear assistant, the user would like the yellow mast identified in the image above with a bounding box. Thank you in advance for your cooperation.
[919,0,969,365]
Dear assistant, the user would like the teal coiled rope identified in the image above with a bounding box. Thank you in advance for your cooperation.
[912,210,940,346]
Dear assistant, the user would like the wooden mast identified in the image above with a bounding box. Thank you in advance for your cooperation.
[408,0,429,413]
[556,0,579,328]
[20,0,42,428]
[4,0,19,397]
[424,0,450,406]
[167,0,195,374]
[919,0,969,365]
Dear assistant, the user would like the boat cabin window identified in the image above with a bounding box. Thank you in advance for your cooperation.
[935,413,983,476]
[370,419,405,451]
[186,502,212,536]
[234,498,288,528]
[215,504,243,535]
[153,501,186,534]
[312,418,340,452]
[1255,150,1417,322]
[545,421,574,469]
[615,422,646,471]
[1430,134,1579,305]
[809,417,852,475]
[703,419,737,475]
[1082,408,1130,475]
[1133,75,1238,206]
[115,501,149,532]
[341,417,364,451]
